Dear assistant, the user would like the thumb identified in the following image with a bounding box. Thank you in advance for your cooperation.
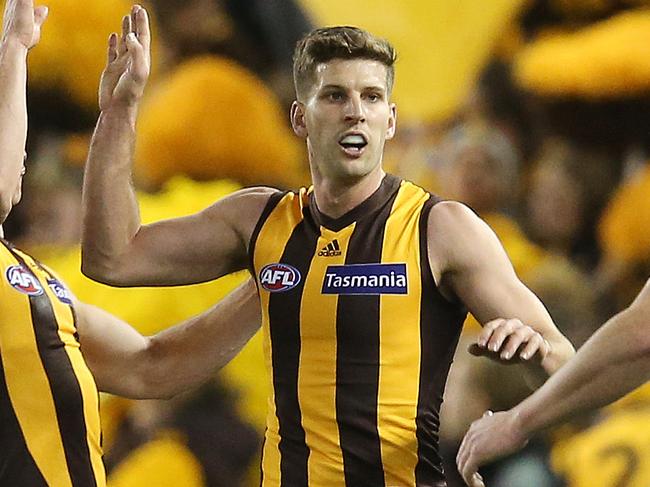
[34,5,48,27]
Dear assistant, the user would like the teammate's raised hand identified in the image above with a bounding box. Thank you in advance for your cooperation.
[1,0,48,50]
[99,4,150,111]
[456,409,529,486]
[469,318,551,365]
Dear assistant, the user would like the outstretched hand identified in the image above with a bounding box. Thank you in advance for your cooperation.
[469,318,551,365]
[1,0,48,50]
[456,409,529,486]
[99,4,151,111]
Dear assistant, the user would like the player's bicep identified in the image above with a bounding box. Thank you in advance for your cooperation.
[124,210,244,284]
[430,202,554,330]
[97,187,275,286]
[452,244,549,327]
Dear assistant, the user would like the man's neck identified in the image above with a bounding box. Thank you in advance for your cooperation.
[0,225,4,239]
[312,168,385,219]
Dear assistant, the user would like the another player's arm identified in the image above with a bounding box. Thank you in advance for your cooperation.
[428,201,575,379]
[0,0,47,221]
[75,279,261,399]
[82,5,272,286]
[456,279,650,487]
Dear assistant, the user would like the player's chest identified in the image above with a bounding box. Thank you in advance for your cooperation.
[255,223,416,298]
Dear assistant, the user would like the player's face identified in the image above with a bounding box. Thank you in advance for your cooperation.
[292,59,396,182]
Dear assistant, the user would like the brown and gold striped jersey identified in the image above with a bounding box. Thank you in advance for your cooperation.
[0,240,105,487]
[250,174,467,487]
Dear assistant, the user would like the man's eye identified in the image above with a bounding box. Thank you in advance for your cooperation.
[328,92,343,101]
[367,93,380,102]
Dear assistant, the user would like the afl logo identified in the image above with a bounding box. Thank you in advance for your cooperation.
[259,263,301,293]
[5,265,44,296]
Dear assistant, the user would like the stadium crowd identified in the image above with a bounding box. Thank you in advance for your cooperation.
[4,0,650,486]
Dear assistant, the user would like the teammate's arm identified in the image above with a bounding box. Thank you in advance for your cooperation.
[456,279,650,487]
[82,5,272,287]
[428,201,575,378]
[0,0,47,222]
[75,279,261,399]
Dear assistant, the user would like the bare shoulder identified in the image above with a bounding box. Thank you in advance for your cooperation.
[427,200,490,242]
[202,186,280,218]
[221,185,281,203]
[427,200,505,275]
[200,185,283,245]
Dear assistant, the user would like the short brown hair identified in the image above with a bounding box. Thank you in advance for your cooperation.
[293,26,396,100]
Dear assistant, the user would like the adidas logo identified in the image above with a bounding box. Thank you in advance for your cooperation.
[318,239,342,257]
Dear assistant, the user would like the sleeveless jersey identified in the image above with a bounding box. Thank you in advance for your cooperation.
[0,240,105,487]
[250,174,467,487]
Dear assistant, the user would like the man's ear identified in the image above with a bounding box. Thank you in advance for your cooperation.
[291,101,308,138]
[386,103,397,140]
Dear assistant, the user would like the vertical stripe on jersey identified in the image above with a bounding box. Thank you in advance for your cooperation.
[253,191,307,487]
[0,257,73,486]
[336,188,400,487]
[298,225,354,486]
[378,182,430,487]
[248,191,288,274]
[26,274,98,487]
[415,199,465,485]
[268,217,319,487]
[32,260,105,487]
[0,348,48,486]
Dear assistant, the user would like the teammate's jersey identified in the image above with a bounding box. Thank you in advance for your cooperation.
[250,174,467,487]
[0,240,105,487]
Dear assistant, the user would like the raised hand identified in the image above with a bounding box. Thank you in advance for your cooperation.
[1,0,48,50]
[99,4,151,111]
[468,318,551,365]
[456,409,529,486]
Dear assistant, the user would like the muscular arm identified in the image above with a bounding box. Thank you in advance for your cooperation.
[82,6,273,286]
[457,279,650,487]
[76,279,261,399]
[429,202,575,378]
[0,38,27,221]
[0,0,47,222]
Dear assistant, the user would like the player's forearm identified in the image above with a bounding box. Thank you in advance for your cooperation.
[514,306,650,436]
[81,104,142,283]
[0,39,28,218]
[133,280,261,399]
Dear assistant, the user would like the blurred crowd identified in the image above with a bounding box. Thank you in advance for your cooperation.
[5,0,650,486]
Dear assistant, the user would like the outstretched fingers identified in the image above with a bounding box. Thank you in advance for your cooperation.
[132,5,151,58]
[125,32,148,82]
[117,14,131,57]
[12,0,33,19]
[107,32,118,64]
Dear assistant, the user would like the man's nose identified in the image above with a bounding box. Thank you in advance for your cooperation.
[344,95,365,123]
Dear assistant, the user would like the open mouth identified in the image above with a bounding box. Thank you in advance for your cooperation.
[339,133,368,156]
